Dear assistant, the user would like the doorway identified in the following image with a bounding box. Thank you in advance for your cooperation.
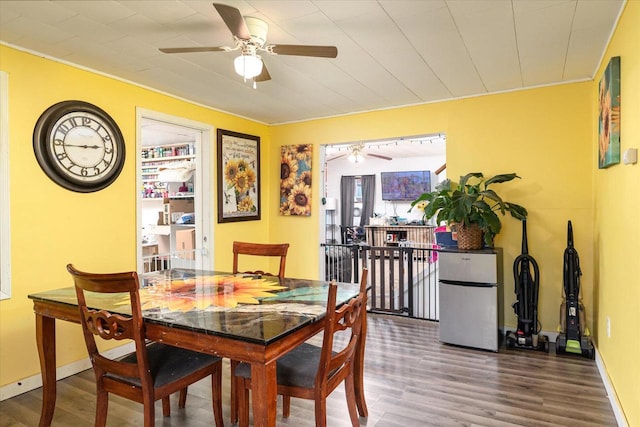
[320,134,446,318]
[136,109,214,275]
[321,134,447,245]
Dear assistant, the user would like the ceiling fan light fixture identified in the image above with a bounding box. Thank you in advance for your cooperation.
[347,142,365,163]
[234,55,263,79]
[348,153,364,163]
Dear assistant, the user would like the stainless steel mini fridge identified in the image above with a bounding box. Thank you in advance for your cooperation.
[438,249,503,351]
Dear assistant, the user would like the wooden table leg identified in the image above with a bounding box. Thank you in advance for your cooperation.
[35,314,56,427]
[250,362,277,427]
[354,307,368,417]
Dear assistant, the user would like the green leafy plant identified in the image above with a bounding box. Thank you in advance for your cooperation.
[411,172,528,246]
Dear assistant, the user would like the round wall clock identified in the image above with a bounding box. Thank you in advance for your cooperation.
[33,100,126,193]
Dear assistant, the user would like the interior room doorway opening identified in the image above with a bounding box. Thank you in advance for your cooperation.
[320,133,447,247]
[136,109,214,275]
[319,134,446,318]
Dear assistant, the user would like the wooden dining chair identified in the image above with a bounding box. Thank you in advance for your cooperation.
[67,264,225,427]
[232,241,290,278]
[230,241,290,423]
[234,269,369,427]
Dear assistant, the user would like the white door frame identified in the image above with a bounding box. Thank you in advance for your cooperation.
[136,108,214,273]
[318,144,329,279]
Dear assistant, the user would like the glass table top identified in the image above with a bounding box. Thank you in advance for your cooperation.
[29,269,360,345]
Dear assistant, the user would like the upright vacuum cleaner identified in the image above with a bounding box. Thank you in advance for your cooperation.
[506,220,549,352]
[555,221,595,359]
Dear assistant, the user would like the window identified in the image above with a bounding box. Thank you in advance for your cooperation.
[1,70,10,300]
[354,176,362,202]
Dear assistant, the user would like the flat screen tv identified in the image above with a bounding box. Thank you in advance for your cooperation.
[381,170,431,201]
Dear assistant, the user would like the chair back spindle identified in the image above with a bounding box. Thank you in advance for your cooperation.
[317,280,365,393]
[71,267,152,387]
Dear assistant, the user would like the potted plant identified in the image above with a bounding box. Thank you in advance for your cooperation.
[410,172,528,249]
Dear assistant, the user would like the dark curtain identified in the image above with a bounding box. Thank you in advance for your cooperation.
[359,175,375,227]
[340,176,355,227]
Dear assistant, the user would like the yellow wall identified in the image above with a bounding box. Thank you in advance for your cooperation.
[592,2,640,425]
[271,84,594,335]
[0,45,272,387]
[2,3,639,422]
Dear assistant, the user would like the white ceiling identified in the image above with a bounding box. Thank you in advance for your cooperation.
[140,119,202,146]
[0,0,624,125]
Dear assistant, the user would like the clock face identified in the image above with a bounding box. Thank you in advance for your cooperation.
[49,112,119,181]
[34,101,126,192]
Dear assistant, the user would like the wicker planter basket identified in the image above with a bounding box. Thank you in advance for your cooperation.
[456,223,483,250]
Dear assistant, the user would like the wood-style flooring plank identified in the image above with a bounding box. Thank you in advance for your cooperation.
[0,314,617,426]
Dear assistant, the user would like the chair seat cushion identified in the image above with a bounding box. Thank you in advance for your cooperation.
[107,343,221,389]
[235,342,336,389]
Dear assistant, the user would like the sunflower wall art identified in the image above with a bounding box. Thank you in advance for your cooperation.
[598,56,621,169]
[217,129,260,222]
[280,144,312,216]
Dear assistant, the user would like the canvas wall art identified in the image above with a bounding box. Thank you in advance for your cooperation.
[598,56,621,169]
[217,129,260,222]
[280,144,312,216]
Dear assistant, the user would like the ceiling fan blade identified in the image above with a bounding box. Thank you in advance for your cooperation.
[213,3,251,40]
[326,154,347,162]
[367,153,393,161]
[269,44,338,58]
[159,47,229,53]
[254,63,271,82]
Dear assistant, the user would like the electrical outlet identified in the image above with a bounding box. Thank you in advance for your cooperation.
[606,316,611,338]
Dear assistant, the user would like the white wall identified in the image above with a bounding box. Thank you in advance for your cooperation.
[326,154,446,227]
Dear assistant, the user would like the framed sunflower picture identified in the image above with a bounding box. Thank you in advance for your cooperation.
[280,144,312,216]
[598,56,621,169]
[217,129,260,223]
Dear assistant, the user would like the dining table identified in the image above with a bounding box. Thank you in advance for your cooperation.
[28,269,368,427]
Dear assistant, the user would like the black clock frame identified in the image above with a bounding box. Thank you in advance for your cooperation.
[33,100,126,193]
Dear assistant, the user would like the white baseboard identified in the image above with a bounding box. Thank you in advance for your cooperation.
[0,343,134,401]
[595,346,628,427]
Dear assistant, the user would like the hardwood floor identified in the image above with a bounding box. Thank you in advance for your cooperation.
[0,314,617,426]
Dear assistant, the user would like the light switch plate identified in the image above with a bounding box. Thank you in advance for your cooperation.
[622,148,637,165]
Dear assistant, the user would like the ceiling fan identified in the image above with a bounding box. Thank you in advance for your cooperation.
[327,143,393,163]
[159,3,338,85]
